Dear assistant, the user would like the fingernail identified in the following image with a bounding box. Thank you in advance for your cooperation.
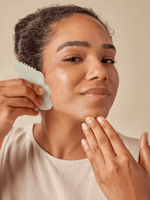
[81,139,89,150]
[81,123,89,131]
[145,132,149,145]
[142,132,148,144]
[39,87,44,93]
[145,132,148,141]
[97,116,104,124]
[86,116,94,125]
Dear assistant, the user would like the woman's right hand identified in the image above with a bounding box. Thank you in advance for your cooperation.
[0,78,44,140]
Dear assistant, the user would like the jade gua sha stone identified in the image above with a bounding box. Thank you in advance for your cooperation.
[13,61,52,110]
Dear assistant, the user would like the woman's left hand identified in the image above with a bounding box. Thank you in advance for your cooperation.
[81,116,150,200]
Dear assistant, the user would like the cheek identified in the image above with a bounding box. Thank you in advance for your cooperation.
[109,68,119,96]
[53,67,83,89]
[45,68,68,90]
[55,68,68,82]
[53,68,72,91]
[114,69,119,89]
[46,67,82,103]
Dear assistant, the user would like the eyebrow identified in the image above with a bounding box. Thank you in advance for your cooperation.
[102,43,116,52]
[56,41,91,52]
[56,40,116,52]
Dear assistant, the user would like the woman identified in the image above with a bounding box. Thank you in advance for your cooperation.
[0,5,150,200]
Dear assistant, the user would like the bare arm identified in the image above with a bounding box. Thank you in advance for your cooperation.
[0,78,44,145]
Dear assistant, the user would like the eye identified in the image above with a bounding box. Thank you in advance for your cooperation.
[63,57,82,63]
[101,59,116,64]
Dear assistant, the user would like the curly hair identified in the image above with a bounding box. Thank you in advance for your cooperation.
[14,5,112,71]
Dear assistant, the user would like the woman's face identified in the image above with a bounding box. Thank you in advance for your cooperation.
[42,14,119,121]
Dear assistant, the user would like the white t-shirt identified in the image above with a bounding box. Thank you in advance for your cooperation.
[0,124,139,200]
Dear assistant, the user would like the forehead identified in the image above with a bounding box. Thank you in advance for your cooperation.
[49,14,112,50]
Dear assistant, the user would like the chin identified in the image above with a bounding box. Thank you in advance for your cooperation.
[76,108,110,122]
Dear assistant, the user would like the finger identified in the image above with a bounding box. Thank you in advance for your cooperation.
[4,97,37,109]
[97,116,131,157]
[1,85,43,107]
[1,106,39,121]
[0,79,22,86]
[85,116,116,160]
[81,122,105,165]
[81,139,100,175]
[12,108,39,117]
[139,132,150,173]
[0,78,44,96]
[10,107,39,117]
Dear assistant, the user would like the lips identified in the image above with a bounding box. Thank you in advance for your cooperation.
[81,88,110,95]
[81,87,110,100]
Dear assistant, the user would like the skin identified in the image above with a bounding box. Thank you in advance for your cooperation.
[0,79,43,141]
[81,117,150,200]
[33,13,119,160]
[0,13,150,199]
[33,14,150,199]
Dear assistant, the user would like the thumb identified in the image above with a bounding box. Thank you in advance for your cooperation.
[139,132,150,173]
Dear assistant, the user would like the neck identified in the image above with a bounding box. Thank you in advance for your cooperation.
[34,108,87,160]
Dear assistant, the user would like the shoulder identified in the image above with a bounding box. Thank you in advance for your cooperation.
[1,124,34,153]
[118,132,139,162]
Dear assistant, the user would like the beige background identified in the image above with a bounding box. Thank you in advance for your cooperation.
[0,0,150,139]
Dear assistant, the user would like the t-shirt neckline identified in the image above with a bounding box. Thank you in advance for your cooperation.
[30,123,90,164]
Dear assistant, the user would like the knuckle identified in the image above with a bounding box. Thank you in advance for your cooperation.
[101,121,106,128]
[109,162,119,173]
[100,171,109,183]
[91,145,99,154]
[33,84,39,93]
[21,85,28,94]
[17,78,24,85]
[2,107,13,118]
[90,121,98,129]
[109,132,119,141]
[22,86,32,98]
[120,155,130,166]
[23,97,29,104]
[98,137,108,145]
[141,145,150,151]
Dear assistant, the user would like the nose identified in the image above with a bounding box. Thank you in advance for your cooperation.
[85,60,108,82]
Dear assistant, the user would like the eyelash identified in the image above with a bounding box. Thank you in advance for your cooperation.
[63,57,82,63]
[63,57,116,64]
[101,59,116,64]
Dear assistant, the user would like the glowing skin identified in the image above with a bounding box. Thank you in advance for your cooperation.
[33,14,119,160]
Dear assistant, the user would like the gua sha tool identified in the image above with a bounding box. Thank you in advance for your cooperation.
[13,61,52,110]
